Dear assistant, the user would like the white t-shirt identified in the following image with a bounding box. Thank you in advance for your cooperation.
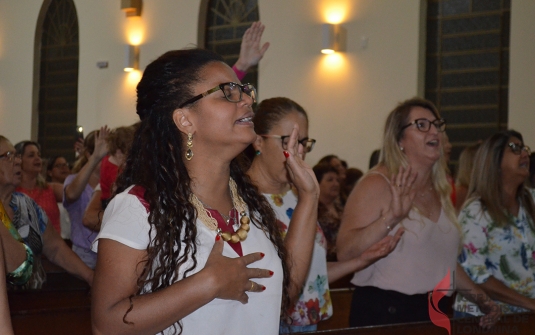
[93,185,283,335]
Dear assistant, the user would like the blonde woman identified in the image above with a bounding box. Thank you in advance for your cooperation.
[337,97,500,328]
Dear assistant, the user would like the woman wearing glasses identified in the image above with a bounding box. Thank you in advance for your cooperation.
[246,97,403,333]
[337,97,500,328]
[0,136,93,290]
[91,50,318,335]
[454,130,535,316]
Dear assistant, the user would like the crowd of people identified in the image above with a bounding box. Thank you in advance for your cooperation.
[1,21,535,335]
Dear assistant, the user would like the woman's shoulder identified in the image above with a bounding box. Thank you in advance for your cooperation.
[109,185,150,214]
[458,196,487,225]
[354,167,391,192]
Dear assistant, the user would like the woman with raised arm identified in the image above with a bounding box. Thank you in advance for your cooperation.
[337,97,500,328]
[247,97,401,333]
[63,127,109,269]
[91,49,317,335]
[454,130,535,316]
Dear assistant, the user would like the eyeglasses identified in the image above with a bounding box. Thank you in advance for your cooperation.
[179,82,256,108]
[508,142,531,155]
[53,163,69,169]
[0,151,21,162]
[401,118,446,133]
[259,135,316,153]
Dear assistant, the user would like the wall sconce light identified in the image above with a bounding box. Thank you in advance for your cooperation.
[321,23,347,54]
[124,45,139,72]
[121,0,142,17]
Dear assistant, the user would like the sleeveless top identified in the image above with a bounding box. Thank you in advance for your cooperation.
[351,172,460,295]
[17,185,60,233]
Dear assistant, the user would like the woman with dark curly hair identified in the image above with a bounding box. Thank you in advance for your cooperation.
[91,49,318,335]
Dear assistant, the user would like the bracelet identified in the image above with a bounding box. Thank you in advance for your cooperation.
[383,216,393,231]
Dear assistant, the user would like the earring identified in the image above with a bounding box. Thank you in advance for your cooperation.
[185,133,194,161]
[400,146,404,151]
[255,150,261,156]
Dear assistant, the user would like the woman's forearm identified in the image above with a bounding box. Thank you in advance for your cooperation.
[42,225,93,285]
[337,211,397,261]
[480,276,535,311]
[93,268,218,335]
[284,194,317,303]
[64,155,100,203]
[0,238,15,335]
[455,264,535,310]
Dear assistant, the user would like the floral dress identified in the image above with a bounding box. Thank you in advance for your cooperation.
[264,190,333,326]
[455,189,535,315]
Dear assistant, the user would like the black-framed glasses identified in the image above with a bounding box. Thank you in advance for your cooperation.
[179,82,256,108]
[260,135,316,153]
[401,118,446,132]
[508,142,531,155]
[0,151,21,162]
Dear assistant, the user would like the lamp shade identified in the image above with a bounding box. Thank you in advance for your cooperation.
[121,0,142,17]
[124,45,139,72]
[321,24,336,54]
[321,23,346,54]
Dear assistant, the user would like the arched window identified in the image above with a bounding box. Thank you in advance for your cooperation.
[33,0,79,162]
[199,0,259,89]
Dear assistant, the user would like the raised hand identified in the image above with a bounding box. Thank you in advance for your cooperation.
[389,166,417,222]
[283,125,319,197]
[204,237,272,304]
[234,21,270,73]
[93,125,110,161]
[74,138,84,156]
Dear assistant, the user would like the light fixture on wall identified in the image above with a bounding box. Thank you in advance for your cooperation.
[121,0,142,17]
[321,23,346,54]
[124,45,139,72]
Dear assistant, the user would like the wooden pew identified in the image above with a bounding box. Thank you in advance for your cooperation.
[318,288,354,330]
[302,312,535,335]
[318,287,454,331]
[8,259,92,335]
[314,286,535,335]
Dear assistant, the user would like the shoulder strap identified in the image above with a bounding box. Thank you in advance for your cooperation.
[366,171,391,184]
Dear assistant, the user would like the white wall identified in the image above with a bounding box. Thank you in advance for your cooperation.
[0,0,533,170]
[509,1,535,147]
[258,0,423,169]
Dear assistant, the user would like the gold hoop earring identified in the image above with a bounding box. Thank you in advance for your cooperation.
[185,133,194,161]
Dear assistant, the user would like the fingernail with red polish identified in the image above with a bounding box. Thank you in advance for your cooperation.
[269,271,274,276]
[283,151,290,158]
[215,235,221,241]
[260,252,265,258]
[262,286,266,291]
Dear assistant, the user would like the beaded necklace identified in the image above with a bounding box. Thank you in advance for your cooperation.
[190,178,251,243]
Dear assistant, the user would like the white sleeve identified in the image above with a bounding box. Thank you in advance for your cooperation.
[91,191,151,252]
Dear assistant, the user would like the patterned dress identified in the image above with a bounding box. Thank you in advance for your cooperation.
[264,190,333,326]
[455,189,535,315]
